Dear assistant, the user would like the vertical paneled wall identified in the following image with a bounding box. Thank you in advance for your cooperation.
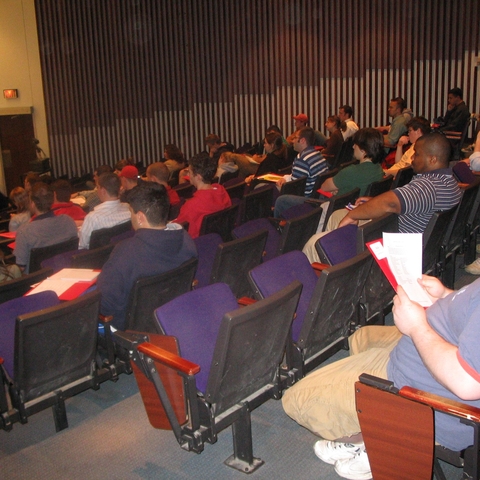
[35,0,480,178]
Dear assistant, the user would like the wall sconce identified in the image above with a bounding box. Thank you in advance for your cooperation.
[3,89,19,99]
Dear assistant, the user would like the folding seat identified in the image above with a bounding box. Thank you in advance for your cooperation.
[199,204,239,241]
[238,184,274,224]
[29,236,79,273]
[172,182,195,199]
[0,291,112,432]
[311,168,339,199]
[356,373,480,480]
[422,207,458,276]
[113,281,302,473]
[193,229,267,297]
[391,165,414,189]
[224,179,247,201]
[0,267,53,304]
[248,250,372,380]
[232,206,323,262]
[363,175,394,197]
[279,176,307,197]
[71,243,115,269]
[440,182,480,288]
[120,257,198,333]
[88,220,132,249]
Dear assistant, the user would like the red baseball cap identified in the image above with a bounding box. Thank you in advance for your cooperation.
[293,113,309,123]
[119,165,139,179]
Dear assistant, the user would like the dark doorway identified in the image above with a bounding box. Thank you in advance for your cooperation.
[0,114,37,194]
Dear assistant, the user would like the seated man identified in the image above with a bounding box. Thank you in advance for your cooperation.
[274,126,328,217]
[282,275,480,479]
[174,152,232,238]
[338,105,359,140]
[302,132,462,263]
[119,165,139,202]
[71,164,113,211]
[435,87,470,133]
[51,179,87,222]
[384,116,431,178]
[14,182,78,273]
[146,162,180,207]
[380,97,408,149]
[97,182,197,330]
[78,172,131,249]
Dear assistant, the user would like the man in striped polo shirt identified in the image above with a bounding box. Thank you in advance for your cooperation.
[274,126,328,217]
[302,132,462,263]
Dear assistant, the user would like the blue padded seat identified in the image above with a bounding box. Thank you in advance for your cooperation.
[0,291,60,378]
[248,251,316,342]
[316,224,358,265]
[154,283,239,394]
[232,218,281,261]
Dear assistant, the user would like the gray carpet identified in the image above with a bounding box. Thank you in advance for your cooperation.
[1,261,475,479]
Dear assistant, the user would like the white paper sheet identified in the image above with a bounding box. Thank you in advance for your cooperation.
[383,233,432,307]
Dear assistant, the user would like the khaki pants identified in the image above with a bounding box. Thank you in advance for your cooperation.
[282,326,402,440]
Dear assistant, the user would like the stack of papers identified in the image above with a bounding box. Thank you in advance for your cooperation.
[26,268,100,301]
[367,233,433,307]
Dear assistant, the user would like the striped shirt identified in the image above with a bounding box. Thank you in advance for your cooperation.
[79,199,131,249]
[393,169,462,233]
[292,147,328,197]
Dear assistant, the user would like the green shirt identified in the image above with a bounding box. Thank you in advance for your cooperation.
[333,162,385,196]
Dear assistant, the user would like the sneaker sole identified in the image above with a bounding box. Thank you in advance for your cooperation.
[334,465,372,480]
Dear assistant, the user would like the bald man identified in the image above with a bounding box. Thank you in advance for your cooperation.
[146,162,180,207]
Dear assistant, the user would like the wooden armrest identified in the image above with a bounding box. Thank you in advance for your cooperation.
[400,386,480,422]
[137,342,201,376]
[443,130,462,137]
[237,296,257,306]
[458,182,470,189]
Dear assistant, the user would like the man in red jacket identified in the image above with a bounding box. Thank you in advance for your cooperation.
[174,152,231,238]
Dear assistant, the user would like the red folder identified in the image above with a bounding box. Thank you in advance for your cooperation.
[366,239,398,292]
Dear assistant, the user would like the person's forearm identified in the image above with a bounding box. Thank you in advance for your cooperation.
[344,192,400,222]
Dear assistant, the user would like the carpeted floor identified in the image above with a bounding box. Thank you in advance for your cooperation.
[1,259,476,479]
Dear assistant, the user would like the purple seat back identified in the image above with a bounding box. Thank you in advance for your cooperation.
[318,224,358,265]
[193,233,223,288]
[248,251,317,342]
[232,218,280,261]
[0,291,60,378]
[281,202,316,220]
[41,249,82,272]
[154,283,239,393]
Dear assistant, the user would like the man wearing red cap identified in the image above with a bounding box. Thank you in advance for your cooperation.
[118,165,139,202]
[286,113,309,145]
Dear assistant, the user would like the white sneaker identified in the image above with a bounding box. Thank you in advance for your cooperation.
[334,450,372,480]
[465,258,480,275]
[313,440,364,465]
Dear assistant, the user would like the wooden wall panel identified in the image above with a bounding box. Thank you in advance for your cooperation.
[35,0,480,178]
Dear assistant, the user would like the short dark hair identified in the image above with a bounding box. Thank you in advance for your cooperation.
[392,97,407,110]
[189,152,218,183]
[25,172,41,188]
[353,128,385,164]
[205,134,221,147]
[406,116,431,135]
[128,182,169,226]
[164,144,185,164]
[147,162,170,183]
[30,182,54,213]
[340,105,354,117]
[266,125,283,136]
[448,87,463,99]
[95,164,113,176]
[298,126,316,147]
[98,172,121,197]
[51,179,72,203]
[114,158,134,172]
[415,132,451,167]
